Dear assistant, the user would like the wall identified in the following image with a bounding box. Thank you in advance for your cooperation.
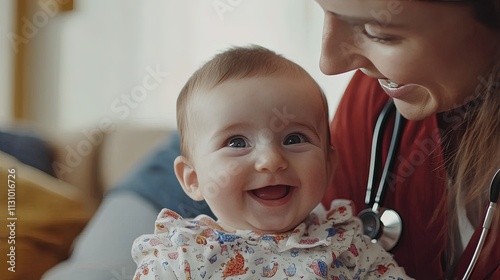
[0,0,13,124]
[11,1,354,132]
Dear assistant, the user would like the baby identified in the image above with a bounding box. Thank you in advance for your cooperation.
[132,45,411,279]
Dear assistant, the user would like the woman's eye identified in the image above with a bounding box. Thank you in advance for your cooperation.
[361,28,398,44]
[227,137,248,148]
[283,133,308,145]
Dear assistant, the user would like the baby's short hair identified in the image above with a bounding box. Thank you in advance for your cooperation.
[176,45,325,157]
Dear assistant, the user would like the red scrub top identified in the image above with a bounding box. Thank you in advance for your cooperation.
[323,71,499,279]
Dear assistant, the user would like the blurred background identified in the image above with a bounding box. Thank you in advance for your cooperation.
[1,0,353,132]
[0,2,356,279]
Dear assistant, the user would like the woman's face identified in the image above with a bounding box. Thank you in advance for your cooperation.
[316,0,499,120]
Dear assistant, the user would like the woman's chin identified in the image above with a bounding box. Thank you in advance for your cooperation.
[394,99,436,121]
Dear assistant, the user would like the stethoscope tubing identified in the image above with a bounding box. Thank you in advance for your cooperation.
[372,103,406,212]
[364,99,500,279]
[365,99,406,211]
[462,169,500,280]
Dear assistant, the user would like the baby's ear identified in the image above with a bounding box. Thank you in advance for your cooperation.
[174,156,204,201]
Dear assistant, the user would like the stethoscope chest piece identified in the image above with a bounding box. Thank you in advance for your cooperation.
[359,207,402,251]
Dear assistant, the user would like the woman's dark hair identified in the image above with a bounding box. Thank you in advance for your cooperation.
[473,0,500,28]
[441,0,500,28]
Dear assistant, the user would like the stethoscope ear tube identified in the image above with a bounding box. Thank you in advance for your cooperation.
[373,103,406,211]
[462,169,500,280]
[364,100,396,207]
[490,169,500,205]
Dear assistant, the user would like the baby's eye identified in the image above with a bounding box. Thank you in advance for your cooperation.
[283,133,308,145]
[227,137,248,148]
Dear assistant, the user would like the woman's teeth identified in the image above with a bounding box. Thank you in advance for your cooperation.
[387,80,400,88]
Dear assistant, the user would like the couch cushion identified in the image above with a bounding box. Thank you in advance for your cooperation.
[0,129,55,176]
[0,151,93,280]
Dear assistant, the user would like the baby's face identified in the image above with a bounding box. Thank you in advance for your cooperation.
[187,75,335,233]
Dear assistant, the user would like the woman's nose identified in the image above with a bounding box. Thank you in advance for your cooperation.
[254,145,288,173]
[319,13,371,75]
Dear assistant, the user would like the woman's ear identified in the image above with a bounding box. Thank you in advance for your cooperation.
[174,155,204,201]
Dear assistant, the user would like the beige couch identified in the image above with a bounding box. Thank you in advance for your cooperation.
[0,123,175,280]
[48,124,174,210]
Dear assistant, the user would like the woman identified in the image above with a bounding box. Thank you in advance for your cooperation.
[44,1,499,279]
[317,0,500,279]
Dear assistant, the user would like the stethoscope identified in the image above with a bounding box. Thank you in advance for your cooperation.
[358,99,500,280]
[358,99,406,252]
[462,168,500,280]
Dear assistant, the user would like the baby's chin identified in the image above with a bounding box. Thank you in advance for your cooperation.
[218,219,303,234]
[251,225,297,235]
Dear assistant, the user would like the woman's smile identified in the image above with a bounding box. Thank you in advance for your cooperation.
[378,78,420,100]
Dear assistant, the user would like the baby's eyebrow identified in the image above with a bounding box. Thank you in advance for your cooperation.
[209,122,254,141]
[289,122,322,140]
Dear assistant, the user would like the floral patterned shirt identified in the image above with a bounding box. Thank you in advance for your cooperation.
[132,199,412,279]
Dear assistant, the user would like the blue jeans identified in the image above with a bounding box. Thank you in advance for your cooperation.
[110,132,214,218]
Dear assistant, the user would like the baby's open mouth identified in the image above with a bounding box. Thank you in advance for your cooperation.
[251,185,291,200]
